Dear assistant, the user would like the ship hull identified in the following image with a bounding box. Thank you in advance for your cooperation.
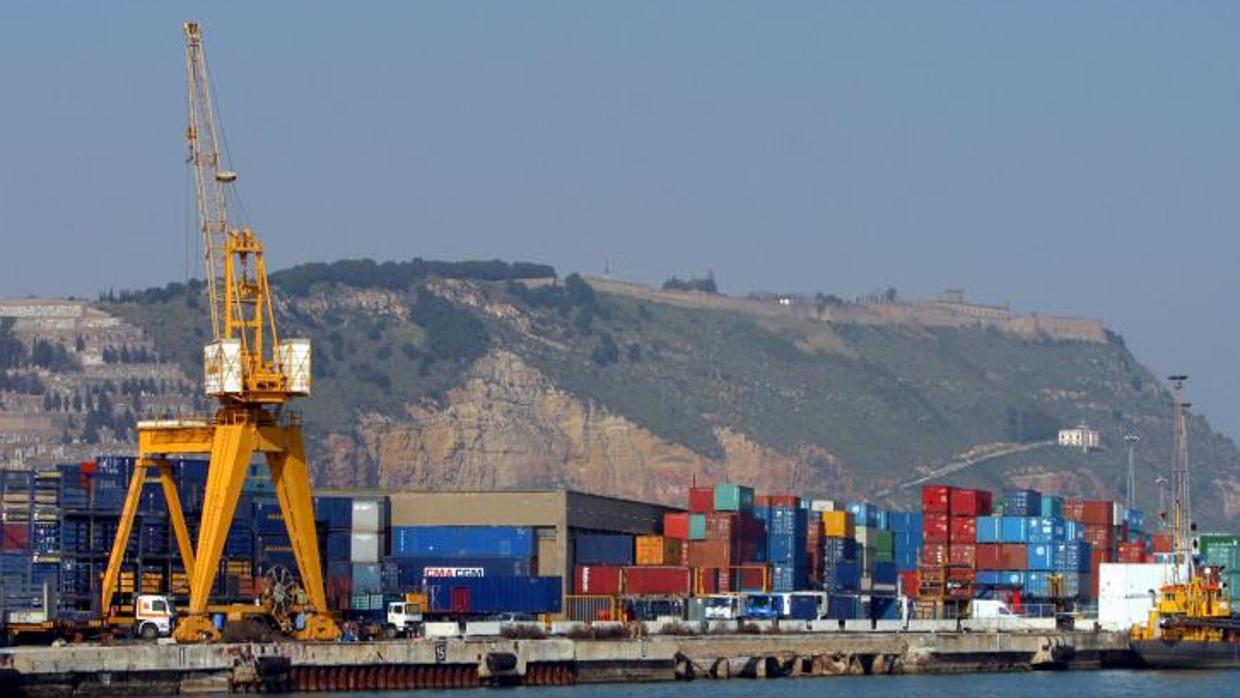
[1131,639,1240,669]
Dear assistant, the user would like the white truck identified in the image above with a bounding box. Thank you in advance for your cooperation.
[971,599,1019,619]
[384,594,426,638]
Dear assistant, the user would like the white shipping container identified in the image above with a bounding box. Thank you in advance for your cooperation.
[1097,562,1174,631]
[854,526,874,545]
[203,339,243,395]
[278,339,313,395]
[350,532,383,563]
[351,499,384,533]
[810,499,845,513]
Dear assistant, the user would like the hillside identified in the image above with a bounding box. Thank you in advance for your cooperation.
[5,257,1238,526]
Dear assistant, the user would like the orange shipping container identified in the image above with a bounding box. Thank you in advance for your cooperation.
[822,511,854,538]
[635,535,683,566]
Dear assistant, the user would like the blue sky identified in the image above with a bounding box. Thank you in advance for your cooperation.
[3,2,1240,440]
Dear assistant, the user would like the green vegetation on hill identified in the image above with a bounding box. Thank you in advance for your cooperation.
[98,257,1240,525]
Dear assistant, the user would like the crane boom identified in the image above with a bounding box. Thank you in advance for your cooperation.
[184,21,230,340]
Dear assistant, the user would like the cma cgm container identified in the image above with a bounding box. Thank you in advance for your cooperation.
[391,527,535,558]
[392,557,534,587]
[922,485,952,514]
[424,576,562,615]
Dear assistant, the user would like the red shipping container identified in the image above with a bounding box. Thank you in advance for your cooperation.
[1,523,30,551]
[1151,533,1173,554]
[922,513,950,543]
[1084,524,1114,555]
[734,566,767,591]
[899,571,920,597]
[696,568,720,594]
[949,543,977,567]
[975,543,1003,570]
[922,485,952,514]
[688,487,715,513]
[1063,498,1085,521]
[949,516,977,544]
[687,541,733,567]
[1117,542,1145,564]
[1081,501,1114,527]
[768,495,800,508]
[922,542,950,566]
[574,565,623,594]
[1000,544,1028,570]
[623,566,692,595]
[754,495,771,508]
[950,489,993,517]
[663,513,691,540]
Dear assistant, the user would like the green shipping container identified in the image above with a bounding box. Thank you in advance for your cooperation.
[688,514,708,541]
[874,530,894,555]
[1039,495,1063,518]
[1198,534,1240,559]
[713,484,754,512]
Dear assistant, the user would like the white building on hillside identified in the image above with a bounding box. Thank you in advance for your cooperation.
[1058,424,1101,451]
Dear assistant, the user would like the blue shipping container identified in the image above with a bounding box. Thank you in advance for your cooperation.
[392,557,534,587]
[314,497,353,531]
[771,563,807,592]
[976,516,1003,543]
[391,527,535,558]
[1003,489,1041,517]
[827,593,858,620]
[1026,543,1055,571]
[823,560,861,592]
[574,533,634,566]
[424,576,562,615]
[1000,517,1029,543]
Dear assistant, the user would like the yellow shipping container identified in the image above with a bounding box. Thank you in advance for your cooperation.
[822,510,854,538]
[635,535,684,565]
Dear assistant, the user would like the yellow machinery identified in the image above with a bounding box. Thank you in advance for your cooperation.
[1131,376,1233,642]
[99,21,340,643]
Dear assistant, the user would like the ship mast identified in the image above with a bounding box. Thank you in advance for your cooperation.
[1168,375,1192,583]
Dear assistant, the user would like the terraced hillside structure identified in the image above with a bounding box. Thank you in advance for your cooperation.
[4,258,1238,527]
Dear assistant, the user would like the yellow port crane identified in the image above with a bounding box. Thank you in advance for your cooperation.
[100,21,340,643]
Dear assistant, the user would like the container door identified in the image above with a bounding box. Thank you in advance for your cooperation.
[451,586,471,613]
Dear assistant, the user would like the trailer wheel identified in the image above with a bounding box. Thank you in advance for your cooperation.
[383,624,398,640]
[139,623,159,641]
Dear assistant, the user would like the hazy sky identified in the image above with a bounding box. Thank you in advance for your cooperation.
[3,3,1240,440]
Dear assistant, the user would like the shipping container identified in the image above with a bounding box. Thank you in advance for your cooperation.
[1002,489,1041,517]
[949,517,976,544]
[822,511,854,539]
[573,565,623,595]
[351,498,385,533]
[635,535,683,566]
[949,544,976,567]
[922,486,951,514]
[922,513,949,543]
[575,533,635,566]
[424,576,562,615]
[624,566,692,595]
[688,487,715,513]
[663,513,690,540]
[392,557,533,587]
[713,484,755,513]
[846,502,879,528]
[350,532,383,564]
[1081,501,1115,527]
[950,489,992,517]
[391,526,535,558]
[313,496,352,531]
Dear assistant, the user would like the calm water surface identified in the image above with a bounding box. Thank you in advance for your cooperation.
[277,669,1239,698]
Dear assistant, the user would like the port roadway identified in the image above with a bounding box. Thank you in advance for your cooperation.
[0,623,1136,695]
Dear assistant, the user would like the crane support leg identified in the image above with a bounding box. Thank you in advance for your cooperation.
[157,458,196,574]
[101,456,197,623]
[100,459,148,614]
[267,426,341,640]
[176,423,255,642]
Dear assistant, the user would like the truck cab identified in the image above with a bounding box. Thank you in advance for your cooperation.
[700,594,743,620]
[133,594,174,640]
[386,593,426,638]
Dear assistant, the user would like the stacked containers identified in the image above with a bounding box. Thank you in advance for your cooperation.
[758,495,806,592]
[391,526,539,598]
[821,512,858,593]
[349,497,386,611]
[685,484,766,593]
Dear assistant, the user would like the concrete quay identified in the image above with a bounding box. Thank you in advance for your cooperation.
[0,629,1135,696]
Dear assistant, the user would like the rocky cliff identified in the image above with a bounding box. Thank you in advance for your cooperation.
[11,259,1237,526]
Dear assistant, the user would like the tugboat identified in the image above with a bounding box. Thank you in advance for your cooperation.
[1129,376,1240,668]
